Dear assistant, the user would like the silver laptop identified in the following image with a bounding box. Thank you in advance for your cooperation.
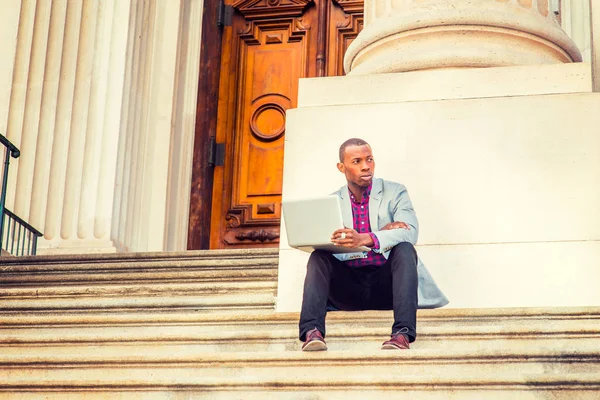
[282,195,371,254]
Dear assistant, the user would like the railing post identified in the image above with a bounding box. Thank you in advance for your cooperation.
[0,149,11,252]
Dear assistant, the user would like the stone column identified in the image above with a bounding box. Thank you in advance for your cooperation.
[344,0,583,75]
[591,0,600,92]
[1,0,203,254]
[561,0,591,62]
[3,0,130,253]
[110,0,203,252]
[163,0,204,252]
[0,1,21,138]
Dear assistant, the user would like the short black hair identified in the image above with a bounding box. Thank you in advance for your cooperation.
[339,138,370,162]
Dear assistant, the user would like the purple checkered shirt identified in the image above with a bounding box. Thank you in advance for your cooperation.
[345,184,387,268]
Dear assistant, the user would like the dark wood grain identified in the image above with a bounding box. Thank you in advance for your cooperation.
[187,0,224,250]
[316,0,329,76]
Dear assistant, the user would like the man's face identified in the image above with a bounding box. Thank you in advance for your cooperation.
[337,144,375,188]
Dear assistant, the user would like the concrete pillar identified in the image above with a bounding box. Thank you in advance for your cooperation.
[344,0,583,75]
[0,0,24,141]
[164,0,204,252]
[1,0,203,254]
[591,0,600,92]
[3,0,130,253]
[110,0,203,252]
[561,0,591,62]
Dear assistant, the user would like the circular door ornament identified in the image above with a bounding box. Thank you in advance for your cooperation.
[250,103,286,141]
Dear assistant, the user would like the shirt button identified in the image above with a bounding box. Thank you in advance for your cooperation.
[361,221,365,224]
[361,206,364,209]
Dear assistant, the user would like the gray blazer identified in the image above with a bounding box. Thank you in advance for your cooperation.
[333,177,449,309]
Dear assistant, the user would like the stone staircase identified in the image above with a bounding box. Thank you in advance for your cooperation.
[1,249,599,399]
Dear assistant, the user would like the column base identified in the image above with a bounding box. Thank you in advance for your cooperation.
[278,64,600,311]
[345,0,582,74]
[37,239,117,255]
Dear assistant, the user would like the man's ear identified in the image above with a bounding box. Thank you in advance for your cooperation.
[337,162,345,173]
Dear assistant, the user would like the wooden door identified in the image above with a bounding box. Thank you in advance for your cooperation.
[189,0,364,250]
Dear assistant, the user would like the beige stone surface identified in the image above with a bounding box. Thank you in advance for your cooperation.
[346,0,582,74]
[283,93,600,244]
[1,0,129,253]
[278,90,600,311]
[299,63,592,107]
[1,250,599,398]
[591,0,600,91]
[1,391,600,400]
[111,0,204,253]
[2,307,599,353]
[165,0,205,251]
[562,0,592,62]
[0,248,278,312]
[0,0,203,254]
[0,1,20,137]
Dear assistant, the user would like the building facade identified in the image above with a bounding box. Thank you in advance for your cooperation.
[0,0,597,256]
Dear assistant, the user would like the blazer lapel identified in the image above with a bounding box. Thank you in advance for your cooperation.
[369,178,383,230]
[339,186,354,229]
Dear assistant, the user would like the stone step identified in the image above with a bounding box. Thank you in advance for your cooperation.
[0,249,278,285]
[0,282,275,312]
[0,348,598,399]
[1,308,598,352]
[0,280,275,297]
[0,293,275,313]
[0,249,278,313]
[2,251,599,399]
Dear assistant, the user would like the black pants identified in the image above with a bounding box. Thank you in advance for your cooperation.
[299,242,418,342]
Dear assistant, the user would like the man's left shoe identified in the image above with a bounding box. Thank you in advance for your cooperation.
[302,328,327,351]
[381,332,410,350]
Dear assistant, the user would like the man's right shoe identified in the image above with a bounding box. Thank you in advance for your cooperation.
[301,328,327,351]
[381,332,410,350]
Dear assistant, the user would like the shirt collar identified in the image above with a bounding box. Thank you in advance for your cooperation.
[348,183,372,204]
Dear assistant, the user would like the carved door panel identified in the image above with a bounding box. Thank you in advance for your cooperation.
[205,0,363,249]
[328,0,364,76]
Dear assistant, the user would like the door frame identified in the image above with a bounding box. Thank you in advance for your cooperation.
[187,0,225,250]
[187,0,364,249]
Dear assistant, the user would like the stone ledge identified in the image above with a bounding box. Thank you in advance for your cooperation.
[1,322,598,353]
[1,307,598,353]
[0,248,279,266]
[1,346,599,363]
[1,307,598,325]
[0,388,595,400]
[0,254,278,275]
[0,267,277,286]
[0,281,276,298]
[0,249,12,257]
[298,63,592,107]
[0,349,598,394]
[0,292,275,313]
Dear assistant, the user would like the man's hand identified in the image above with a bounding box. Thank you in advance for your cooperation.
[331,228,374,248]
[381,221,410,231]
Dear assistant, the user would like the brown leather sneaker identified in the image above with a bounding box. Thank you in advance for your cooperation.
[381,332,410,350]
[302,328,327,351]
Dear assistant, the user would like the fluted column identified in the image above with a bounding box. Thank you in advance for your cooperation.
[561,0,591,62]
[1,0,202,254]
[0,1,24,147]
[345,0,583,75]
[111,0,203,252]
[164,0,204,251]
[591,0,600,92]
[2,0,130,253]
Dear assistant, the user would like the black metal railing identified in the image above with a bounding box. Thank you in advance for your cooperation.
[1,133,42,256]
[2,209,42,256]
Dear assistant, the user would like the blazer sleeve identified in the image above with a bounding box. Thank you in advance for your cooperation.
[372,184,419,252]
